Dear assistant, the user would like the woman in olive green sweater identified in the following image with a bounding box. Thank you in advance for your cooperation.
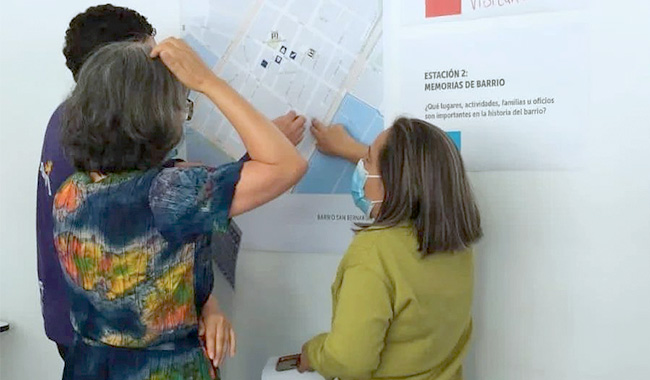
[299,118,482,380]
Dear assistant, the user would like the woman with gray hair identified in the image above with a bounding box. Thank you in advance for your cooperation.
[299,118,482,380]
[54,38,307,379]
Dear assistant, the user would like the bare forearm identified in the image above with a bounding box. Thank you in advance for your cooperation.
[342,141,368,164]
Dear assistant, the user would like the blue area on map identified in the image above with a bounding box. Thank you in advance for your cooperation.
[447,131,461,151]
[184,94,462,195]
[294,93,384,194]
[183,34,219,68]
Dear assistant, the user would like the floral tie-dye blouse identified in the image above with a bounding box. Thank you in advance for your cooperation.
[53,162,242,380]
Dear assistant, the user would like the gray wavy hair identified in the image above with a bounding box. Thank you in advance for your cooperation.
[61,40,188,172]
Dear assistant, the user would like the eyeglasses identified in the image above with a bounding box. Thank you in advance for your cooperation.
[185,98,194,122]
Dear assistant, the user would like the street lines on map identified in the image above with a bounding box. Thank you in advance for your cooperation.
[189,0,265,159]
[213,0,265,75]
[190,0,381,161]
[300,2,383,161]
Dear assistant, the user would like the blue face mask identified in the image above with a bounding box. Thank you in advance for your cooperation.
[351,159,382,217]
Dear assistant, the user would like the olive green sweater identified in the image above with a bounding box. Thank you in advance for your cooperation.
[305,225,474,380]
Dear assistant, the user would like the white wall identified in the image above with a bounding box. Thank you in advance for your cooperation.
[0,1,180,379]
[466,3,650,379]
[1,1,650,380]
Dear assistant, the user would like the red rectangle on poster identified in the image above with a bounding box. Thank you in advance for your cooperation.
[426,0,462,18]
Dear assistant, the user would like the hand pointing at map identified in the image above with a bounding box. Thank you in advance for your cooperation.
[272,111,306,146]
[311,120,367,164]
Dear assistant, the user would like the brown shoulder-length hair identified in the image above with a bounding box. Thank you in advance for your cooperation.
[364,118,482,254]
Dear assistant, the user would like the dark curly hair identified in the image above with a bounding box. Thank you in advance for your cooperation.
[63,4,155,80]
[61,41,187,172]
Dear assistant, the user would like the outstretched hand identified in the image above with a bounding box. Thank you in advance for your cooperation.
[311,120,367,163]
[272,111,306,146]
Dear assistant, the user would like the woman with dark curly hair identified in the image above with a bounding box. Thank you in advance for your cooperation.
[37,4,156,362]
[55,38,307,379]
[63,4,156,80]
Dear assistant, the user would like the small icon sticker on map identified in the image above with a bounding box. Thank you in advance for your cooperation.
[261,60,269,68]
[280,46,287,55]
[290,51,297,59]
[307,48,316,58]
[275,55,283,64]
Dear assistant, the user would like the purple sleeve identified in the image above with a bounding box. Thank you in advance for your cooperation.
[36,104,75,345]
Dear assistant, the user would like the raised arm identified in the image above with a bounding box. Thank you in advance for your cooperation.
[151,38,307,216]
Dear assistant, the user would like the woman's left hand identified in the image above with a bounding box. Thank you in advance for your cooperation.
[298,343,312,373]
[200,296,237,368]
